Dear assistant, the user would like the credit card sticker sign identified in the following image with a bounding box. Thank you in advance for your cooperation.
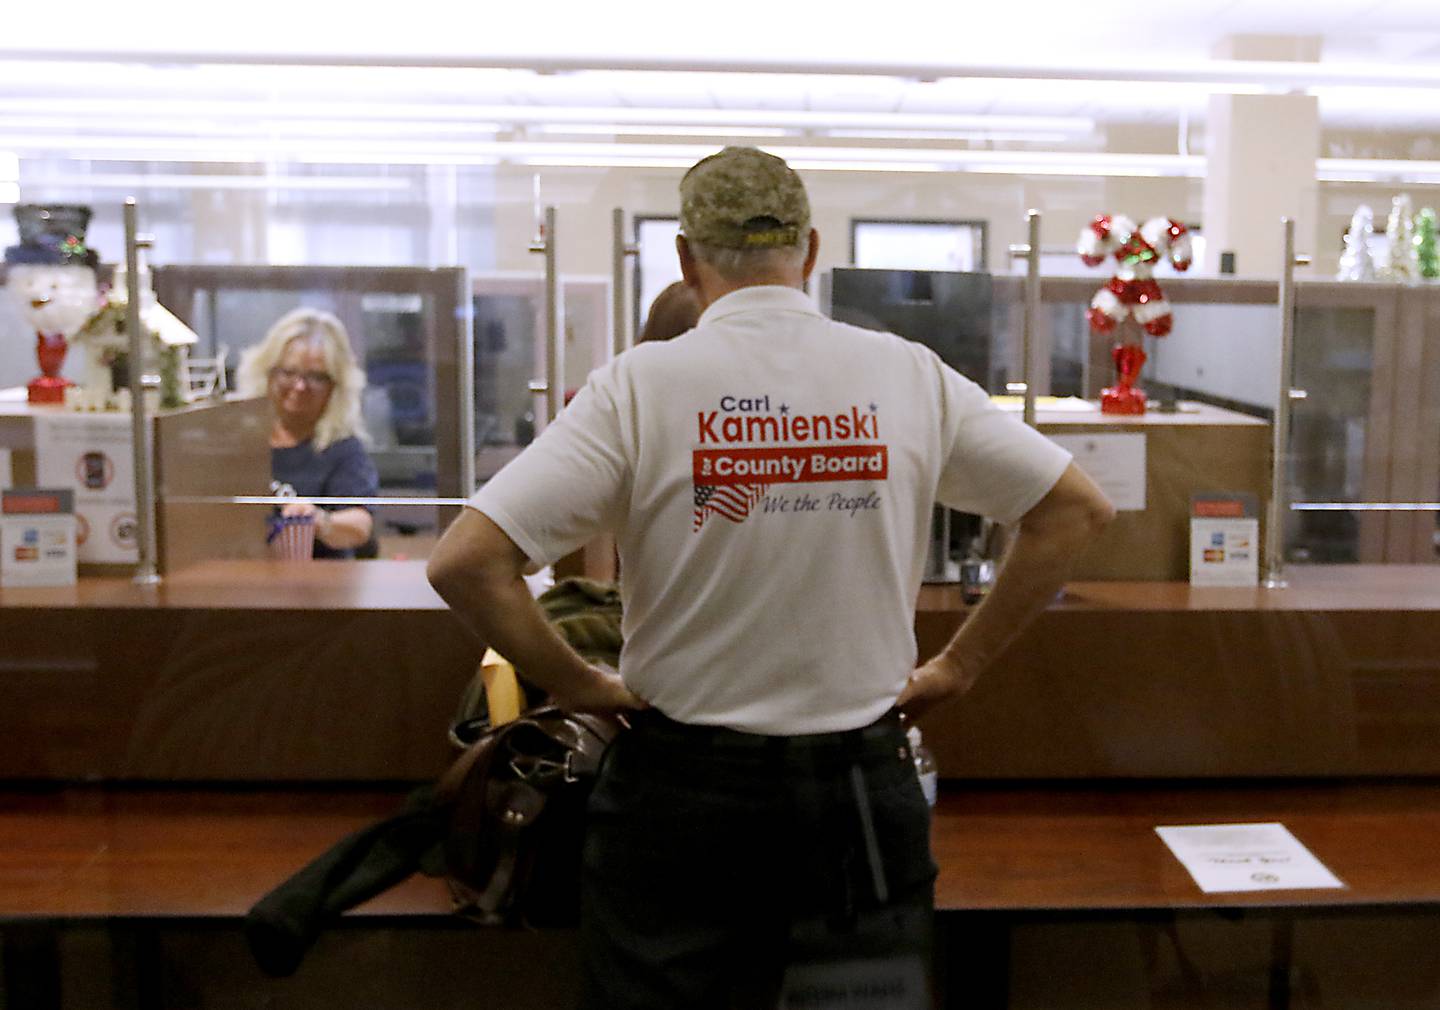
[1,488,77,587]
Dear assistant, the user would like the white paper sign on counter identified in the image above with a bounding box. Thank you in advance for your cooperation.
[32,413,140,564]
[1049,433,1146,511]
[1155,822,1346,893]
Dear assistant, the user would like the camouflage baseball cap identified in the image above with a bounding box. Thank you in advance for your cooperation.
[679,147,810,250]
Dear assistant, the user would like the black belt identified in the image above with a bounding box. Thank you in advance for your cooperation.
[628,707,905,757]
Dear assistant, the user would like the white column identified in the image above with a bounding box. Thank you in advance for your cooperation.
[1202,36,1322,277]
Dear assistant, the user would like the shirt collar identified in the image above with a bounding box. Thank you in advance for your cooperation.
[696,285,821,326]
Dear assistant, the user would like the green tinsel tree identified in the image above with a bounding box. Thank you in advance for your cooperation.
[1415,207,1439,280]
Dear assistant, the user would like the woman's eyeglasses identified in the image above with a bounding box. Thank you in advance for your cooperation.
[270,367,334,389]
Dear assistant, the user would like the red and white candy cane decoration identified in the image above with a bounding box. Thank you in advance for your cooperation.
[1078,214,1193,337]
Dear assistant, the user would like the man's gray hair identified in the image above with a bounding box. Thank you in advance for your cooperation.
[687,237,808,283]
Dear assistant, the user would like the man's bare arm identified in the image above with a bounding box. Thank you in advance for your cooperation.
[898,462,1115,718]
[427,509,645,714]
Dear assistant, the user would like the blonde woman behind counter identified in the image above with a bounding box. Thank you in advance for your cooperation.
[238,309,379,559]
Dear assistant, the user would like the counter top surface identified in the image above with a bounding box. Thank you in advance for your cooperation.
[931,779,1440,911]
[2,780,1437,919]
[917,565,1440,612]
[3,561,1438,612]
[0,559,451,611]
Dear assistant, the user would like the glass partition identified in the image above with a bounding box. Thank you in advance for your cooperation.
[816,269,1440,579]
[473,272,612,477]
[137,263,614,566]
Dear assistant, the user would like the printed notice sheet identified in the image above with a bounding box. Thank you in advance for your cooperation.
[1049,433,1146,511]
[1155,822,1345,893]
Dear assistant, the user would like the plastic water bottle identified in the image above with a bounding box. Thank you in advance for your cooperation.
[907,726,938,807]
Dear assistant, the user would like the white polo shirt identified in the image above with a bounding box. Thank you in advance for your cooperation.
[469,285,1071,734]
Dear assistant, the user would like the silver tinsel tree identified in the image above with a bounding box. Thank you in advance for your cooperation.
[1382,194,1419,280]
[1337,204,1377,281]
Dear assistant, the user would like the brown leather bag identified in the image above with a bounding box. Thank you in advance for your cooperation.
[436,705,624,927]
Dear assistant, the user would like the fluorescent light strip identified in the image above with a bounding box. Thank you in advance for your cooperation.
[964,164,1180,178]
[516,156,696,169]
[1316,157,1440,184]
[0,133,1212,178]
[20,173,413,191]
[531,124,791,138]
[12,137,1440,183]
[788,160,946,173]
[4,50,1439,90]
[0,117,506,141]
[0,97,1097,134]
[1318,172,1440,186]
[6,134,1209,174]
[825,129,1075,142]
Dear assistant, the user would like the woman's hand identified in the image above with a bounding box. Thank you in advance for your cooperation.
[278,498,329,540]
[278,500,371,550]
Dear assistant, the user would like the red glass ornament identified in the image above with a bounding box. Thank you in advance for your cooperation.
[1101,342,1148,415]
[27,332,73,404]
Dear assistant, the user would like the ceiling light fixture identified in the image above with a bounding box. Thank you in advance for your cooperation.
[0,97,1097,135]
[5,50,1440,90]
[531,124,791,138]
[16,173,414,192]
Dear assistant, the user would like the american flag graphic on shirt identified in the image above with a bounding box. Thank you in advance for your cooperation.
[691,397,888,533]
[693,482,766,530]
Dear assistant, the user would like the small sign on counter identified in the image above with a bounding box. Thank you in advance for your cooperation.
[0,448,10,489]
[1049,433,1147,511]
[1190,492,1259,586]
[1155,822,1345,894]
[33,412,139,564]
[1,487,77,587]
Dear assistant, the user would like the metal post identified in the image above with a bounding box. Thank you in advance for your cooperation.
[528,206,565,424]
[1007,210,1042,428]
[123,199,160,585]
[611,207,638,357]
[456,276,476,496]
[1263,217,1312,589]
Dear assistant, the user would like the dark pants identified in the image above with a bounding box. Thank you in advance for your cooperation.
[580,709,937,1010]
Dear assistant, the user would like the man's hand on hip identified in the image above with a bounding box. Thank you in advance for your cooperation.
[555,664,650,716]
[897,652,979,720]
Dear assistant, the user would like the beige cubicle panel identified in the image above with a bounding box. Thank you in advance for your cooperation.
[1039,404,1271,582]
[154,395,272,573]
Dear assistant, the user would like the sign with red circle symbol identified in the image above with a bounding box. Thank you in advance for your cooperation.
[76,451,114,491]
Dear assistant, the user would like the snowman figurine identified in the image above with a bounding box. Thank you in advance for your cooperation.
[3,205,100,404]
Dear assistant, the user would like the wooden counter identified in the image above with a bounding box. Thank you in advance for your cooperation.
[0,561,478,782]
[4,562,1440,782]
[9,780,1438,1010]
[916,565,1440,780]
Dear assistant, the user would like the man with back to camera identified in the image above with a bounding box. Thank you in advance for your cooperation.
[427,146,1115,1009]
